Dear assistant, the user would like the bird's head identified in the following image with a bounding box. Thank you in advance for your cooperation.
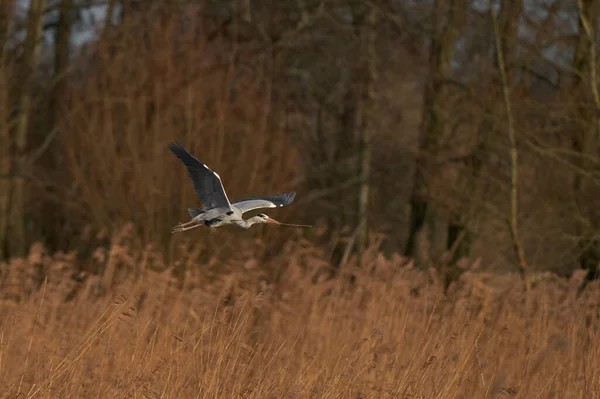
[252,213,281,225]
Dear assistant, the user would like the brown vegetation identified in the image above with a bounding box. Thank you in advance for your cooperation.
[1,230,599,398]
[1,1,598,282]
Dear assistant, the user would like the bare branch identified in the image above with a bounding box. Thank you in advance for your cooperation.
[576,0,600,111]
[28,128,57,164]
[491,5,531,292]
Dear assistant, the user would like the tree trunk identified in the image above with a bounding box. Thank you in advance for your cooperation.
[38,0,73,251]
[329,2,377,268]
[0,1,16,259]
[405,0,466,266]
[356,6,377,261]
[8,0,47,257]
[491,0,530,292]
[571,0,600,286]
[53,0,73,108]
[496,0,523,71]
[0,1,14,62]
[102,0,118,38]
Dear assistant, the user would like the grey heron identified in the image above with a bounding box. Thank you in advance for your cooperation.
[168,140,311,233]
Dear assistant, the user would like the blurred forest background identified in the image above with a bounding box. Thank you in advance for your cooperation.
[2,0,600,289]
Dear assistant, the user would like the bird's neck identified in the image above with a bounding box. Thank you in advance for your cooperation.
[234,218,258,229]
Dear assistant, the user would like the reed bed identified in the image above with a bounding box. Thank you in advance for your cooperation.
[0,225,597,398]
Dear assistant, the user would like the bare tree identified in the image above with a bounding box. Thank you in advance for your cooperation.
[571,0,600,281]
[405,0,467,266]
[348,2,378,261]
[7,0,47,257]
[491,0,531,292]
[101,0,119,38]
[0,0,17,259]
[0,1,13,61]
[52,0,73,121]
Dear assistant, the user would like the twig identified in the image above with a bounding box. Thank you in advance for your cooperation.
[28,128,57,164]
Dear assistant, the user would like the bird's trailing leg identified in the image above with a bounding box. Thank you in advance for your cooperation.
[176,219,202,229]
[172,220,203,233]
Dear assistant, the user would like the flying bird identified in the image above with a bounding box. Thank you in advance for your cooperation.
[168,140,311,233]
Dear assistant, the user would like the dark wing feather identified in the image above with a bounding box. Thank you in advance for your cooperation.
[168,140,232,209]
[232,192,296,214]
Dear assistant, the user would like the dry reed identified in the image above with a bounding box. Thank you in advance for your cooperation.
[0,225,598,398]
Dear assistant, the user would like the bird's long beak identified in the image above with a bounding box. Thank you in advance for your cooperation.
[267,217,312,228]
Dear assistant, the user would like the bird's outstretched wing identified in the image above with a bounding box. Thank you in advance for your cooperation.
[232,192,296,214]
[168,140,232,209]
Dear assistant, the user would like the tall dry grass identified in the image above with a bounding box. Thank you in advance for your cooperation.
[0,225,598,398]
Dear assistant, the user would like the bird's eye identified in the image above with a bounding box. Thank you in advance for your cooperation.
[257,213,266,218]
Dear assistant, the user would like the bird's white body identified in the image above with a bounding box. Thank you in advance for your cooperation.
[168,141,309,233]
[186,207,268,229]
[189,206,242,227]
